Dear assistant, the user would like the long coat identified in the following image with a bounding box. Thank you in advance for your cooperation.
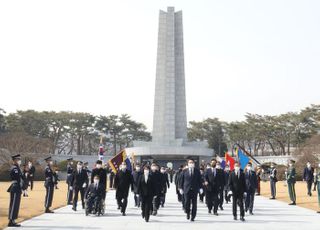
[114,170,133,198]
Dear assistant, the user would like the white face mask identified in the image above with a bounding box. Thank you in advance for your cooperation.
[235,166,240,171]
[206,166,211,169]
[151,166,157,171]
[49,161,53,165]
[96,164,102,169]
[289,164,293,167]
[160,169,166,173]
[136,167,140,171]
[144,170,149,175]
[188,163,195,168]
[225,168,230,172]
[121,165,126,171]
[307,164,311,168]
[216,165,221,169]
[28,163,32,167]
[94,179,99,184]
[77,165,82,170]
[70,162,73,165]
[247,166,252,171]
[17,160,22,166]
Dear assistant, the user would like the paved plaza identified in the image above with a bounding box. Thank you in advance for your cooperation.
[5,186,320,230]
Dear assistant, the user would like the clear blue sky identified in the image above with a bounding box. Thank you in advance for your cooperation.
[0,0,319,130]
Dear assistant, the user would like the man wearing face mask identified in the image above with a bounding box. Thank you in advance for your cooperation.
[228,162,246,221]
[287,159,296,205]
[85,175,104,215]
[244,162,257,215]
[114,162,133,216]
[91,160,107,199]
[66,158,74,205]
[269,163,278,199]
[150,163,161,215]
[204,159,222,215]
[216,162,225,211]
[7,154,24,227]
[303,162,314,196]
[71,161,88,211]
[179,159,203,221]
[44,157,55,213]
[132,164,142,207]
[28,160,35,191]
[159,166,170,207]
[175,165,184,203]
[138,165,154,222]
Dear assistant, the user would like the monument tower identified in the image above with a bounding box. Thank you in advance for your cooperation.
[126,7,212,168]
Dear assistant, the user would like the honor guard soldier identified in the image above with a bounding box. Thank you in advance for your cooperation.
[28,160,36,191]
[7,154,24,227]
[44,156,55,213]
[66,158,74,205]
[287,159,296,205]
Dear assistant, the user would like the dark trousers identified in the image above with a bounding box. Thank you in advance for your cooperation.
[117,196,128,213]
[87,196,101,212]
[218,189,224,207]
[270,180,277,198]
[67,183,73,204]
[152,195,160,212]
[199,191,205,202]
[207,191,219,213]
[109,175,114,188]
[307,180,313,195]
[184,190,198,219]
[245,189,255,212]
[176,186,182,202]
[224,189,230,203]
[160,192,166,206]
[8,192,21,221]
[134,193,141,207]
[314,181,318,191]
[141,195,152,221]
[30,178,34,191]
[73,187,85,209]
[232,192,244,218]
[45,185,54,209]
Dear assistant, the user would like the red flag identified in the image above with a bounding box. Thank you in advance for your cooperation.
[108,149,126,173]
[225,152,235,171]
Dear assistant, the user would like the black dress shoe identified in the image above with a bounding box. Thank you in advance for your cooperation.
[317,211,320,214]
[72,207,77,211]
[8,221,21,227]
[208,210,212,214]
[270,197,275,200]
[233,216,237,220]
[45,209,54,213]
[240,216,245,221]
[186,213,190,220]
[219,206,224,210]
[122,212,126,216]
[249,211,254,215]
[190,218,195,222]
[214,212,219,216]
[289,202,296,205]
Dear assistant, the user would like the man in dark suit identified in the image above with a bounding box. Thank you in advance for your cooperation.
[216,161,225,211]
[114,162,133,216]
[138,165,154,222]
[179,159,203,222]
[159,166,170,207]
[91,160,107,199]
[132,164,142,207]
[224,165,231,203]
[150,163,161,215]
[204,160,222,215]
[44,157,55,214]
[85,175,105,214]
[228,162,246,221]
[175,165,184,202]
[269,163,277,199]
[7,154,24,227]
[27,160,35,191]
[244,162,257,215]
[66,158,74,205]
[303,162,314,196]
[71,161,88,211]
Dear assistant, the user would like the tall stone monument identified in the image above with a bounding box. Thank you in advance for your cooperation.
[126,7,212,168]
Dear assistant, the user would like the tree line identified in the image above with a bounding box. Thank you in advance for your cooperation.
[188,104,320,156]
[0,110,151,156]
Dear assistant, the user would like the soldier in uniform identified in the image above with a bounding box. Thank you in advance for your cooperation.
[7,154,24,227]
[66,158,74,205]
[316,163,320,214]
[269,163,278,199]
[28,160,36,191]
[287,159,296,205]
[44,156,55,213]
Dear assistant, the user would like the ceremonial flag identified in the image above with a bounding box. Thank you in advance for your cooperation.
[216,155,226,169]
[108,149,132,173]
[237,148,250,170]
[225,152,235,170]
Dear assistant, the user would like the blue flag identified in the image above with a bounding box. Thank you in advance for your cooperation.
[237,149,250,170]
[125,157,132,171]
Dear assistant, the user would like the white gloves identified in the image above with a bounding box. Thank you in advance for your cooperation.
[82,183,87,188]
[244,192,247,197]
[179,189,184,195]
[199,188,204,194]
[227,191,233,196]
[70,186,73,190]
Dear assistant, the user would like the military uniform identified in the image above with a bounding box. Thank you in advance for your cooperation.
[286,162,296,205]
[44,157,55,213]
[7,154,24,227]
[316,168,320,213]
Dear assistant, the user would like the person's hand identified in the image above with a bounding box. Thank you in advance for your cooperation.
[204,181,209,186]
[82,183,87,188]
[199,188,204,194]
[244,192,247,197]
[70,186,73,191]
[179,189,184,195]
